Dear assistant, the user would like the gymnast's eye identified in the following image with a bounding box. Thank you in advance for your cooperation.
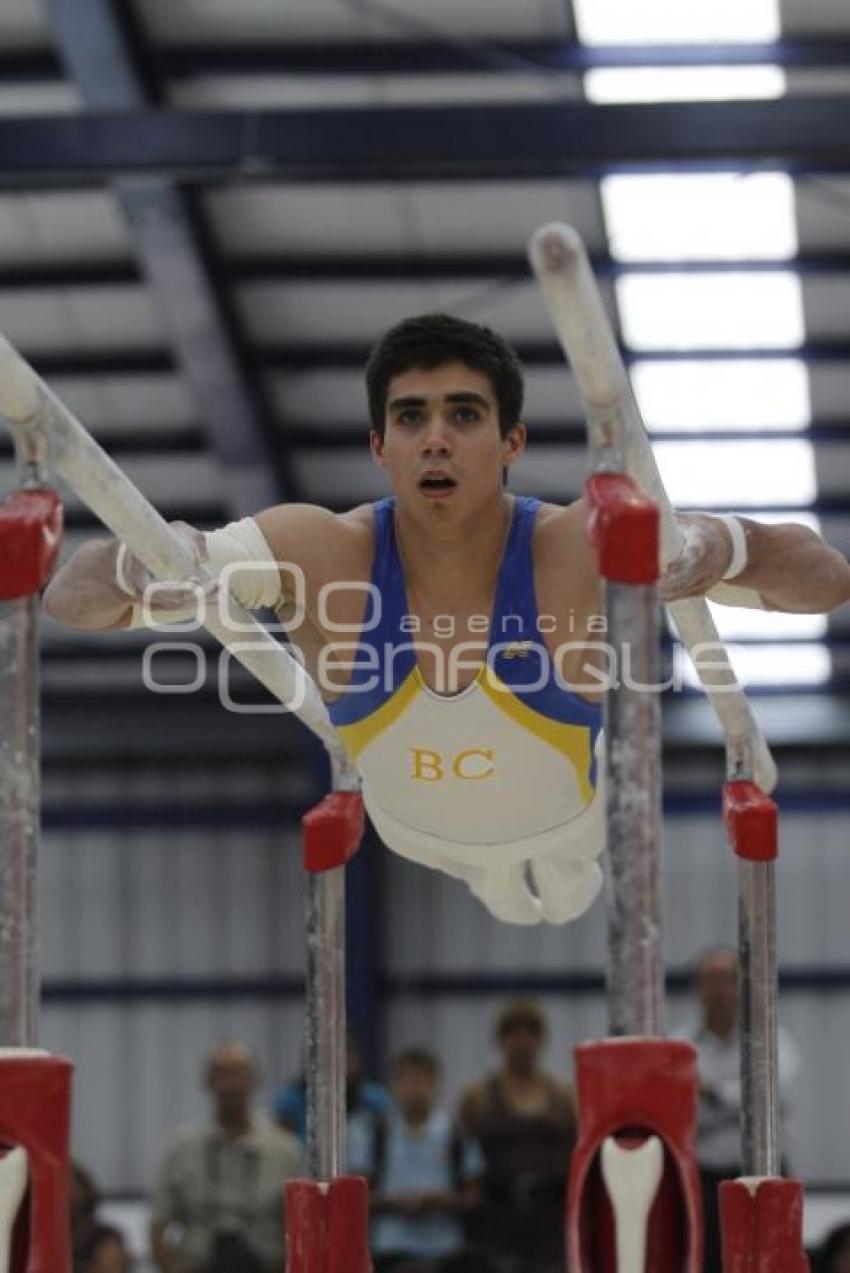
[395,408,423,425]
[453,406,480,423]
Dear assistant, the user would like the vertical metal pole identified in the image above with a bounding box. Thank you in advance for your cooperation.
[738,859,779,1177]
[304,753,358,1184]
[605,582,664,1038]
[0,593,40,1047]
[305,866,347,1182]
[0,427,52,1049]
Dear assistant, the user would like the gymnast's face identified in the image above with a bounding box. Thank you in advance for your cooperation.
[370,361,525,513]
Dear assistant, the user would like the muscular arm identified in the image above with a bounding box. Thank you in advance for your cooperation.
[662,513,850,613]
[539,499,848,616]
[42,503,373,634]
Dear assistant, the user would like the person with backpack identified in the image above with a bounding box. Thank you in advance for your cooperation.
[370,1048,486,1273]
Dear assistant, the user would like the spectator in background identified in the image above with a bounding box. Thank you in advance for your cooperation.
[458,1001,576,1273]
[814,1223,850,1273]
[370,1047,485,1273]
[150,1040,302,1273]
[676,946,801,1273]
[274,1035,391,1178]
[70,1161,132,1273]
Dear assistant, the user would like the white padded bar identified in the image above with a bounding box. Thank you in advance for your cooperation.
[529,223,777,793]
[0,334,350,772]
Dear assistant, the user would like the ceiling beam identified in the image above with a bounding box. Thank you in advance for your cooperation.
[152,37,850,76]
[45,0,290,513]
[4,251,850,291]
[8,39,850,81]
[23,339,850,379]
[1,98,850,184]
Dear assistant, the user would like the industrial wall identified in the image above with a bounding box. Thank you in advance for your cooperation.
[39,764,850,1193]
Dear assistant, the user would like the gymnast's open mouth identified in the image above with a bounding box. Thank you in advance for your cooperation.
[418,471,457,495]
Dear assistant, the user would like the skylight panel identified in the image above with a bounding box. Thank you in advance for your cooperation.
[585,66,785,104]
[574,0,780,45]
[676,642,831,688]
[601,174,797,262]
[653,439,817,507]
[617,273,804,351]
[632,359,811,431]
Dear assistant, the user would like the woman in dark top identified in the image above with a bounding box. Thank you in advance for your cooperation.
[458,1001,576,1273]
[70,1161,132,1273]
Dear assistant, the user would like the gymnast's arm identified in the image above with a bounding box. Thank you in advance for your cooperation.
[42,503,372,632]
[660,513,850,613]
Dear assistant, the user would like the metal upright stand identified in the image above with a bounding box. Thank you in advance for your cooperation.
[286,774,372,1273]
[0,424,73,1273]
[565,471,702,1273]
[718,778,808,1273]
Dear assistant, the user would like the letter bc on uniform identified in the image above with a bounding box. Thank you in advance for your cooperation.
[410,747,496,782]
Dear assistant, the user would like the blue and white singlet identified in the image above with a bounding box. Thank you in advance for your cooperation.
[325,497,606,924]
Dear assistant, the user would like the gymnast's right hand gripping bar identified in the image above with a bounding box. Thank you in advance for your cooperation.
[528,223,777,795]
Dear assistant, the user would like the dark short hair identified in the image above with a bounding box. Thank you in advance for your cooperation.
[365,313,524,440]
[391,1047,440,1077]
[495,999,546,1039]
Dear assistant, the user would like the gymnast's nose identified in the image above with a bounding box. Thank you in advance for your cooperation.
[419,414,453,457]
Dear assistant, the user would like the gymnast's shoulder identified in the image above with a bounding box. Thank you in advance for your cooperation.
[531,498,601,599]
[254,500,375,596]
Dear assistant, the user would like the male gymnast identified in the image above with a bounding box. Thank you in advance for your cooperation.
[44,315,850,924]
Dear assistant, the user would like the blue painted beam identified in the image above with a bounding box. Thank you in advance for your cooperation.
[0,98,848,183]
[4,251,850,290]
[25,339,850,379]
[9,39,850,81]
[37,963,850,1005]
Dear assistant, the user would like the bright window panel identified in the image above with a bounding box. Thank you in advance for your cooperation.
[601,174,797,262]
[586,66,785,103]
[574,0,780,44]
[632,359,811,431]
[618,273,804,351]
[653,439,817,506]
[675,642,831,688]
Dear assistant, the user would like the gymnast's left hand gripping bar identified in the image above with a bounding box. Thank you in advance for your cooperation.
[0,334,354,781]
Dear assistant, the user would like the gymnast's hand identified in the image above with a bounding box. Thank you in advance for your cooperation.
[659,513,734,602]
[43,520,210,631]
[115,520,217,613]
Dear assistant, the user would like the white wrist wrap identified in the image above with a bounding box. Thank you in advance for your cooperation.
[717,514,748,581]
[126,517,282,629]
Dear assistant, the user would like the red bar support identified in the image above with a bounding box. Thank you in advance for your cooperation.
[585,472,660,584]
[723,781,779,863]
[285,1176,370,1273]
[0,492,63,601]
[0,1052,73,1273]
[302,793,365,874]
[719,1177,809,1273]
[567,1038,702,1272]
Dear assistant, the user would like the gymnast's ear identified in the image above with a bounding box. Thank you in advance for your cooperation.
[503,422,527,469]
[370,430,386,466]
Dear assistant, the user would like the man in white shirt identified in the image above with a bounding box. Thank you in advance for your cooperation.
[150,1040,303,1273]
